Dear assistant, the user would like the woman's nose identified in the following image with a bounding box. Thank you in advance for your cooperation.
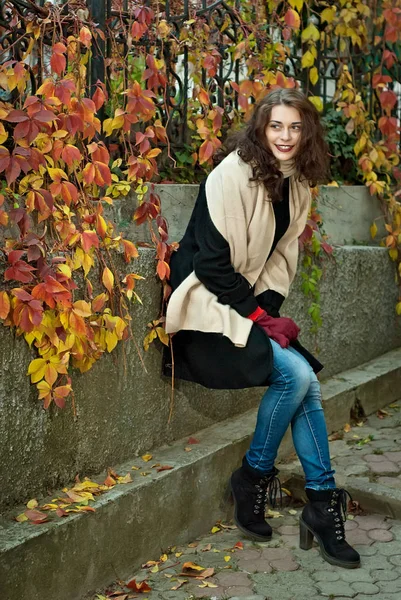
[280,129,292,140]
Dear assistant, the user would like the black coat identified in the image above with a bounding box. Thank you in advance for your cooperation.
[164,178,323,389]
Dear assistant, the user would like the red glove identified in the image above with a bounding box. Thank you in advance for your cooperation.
[248,307,300,349]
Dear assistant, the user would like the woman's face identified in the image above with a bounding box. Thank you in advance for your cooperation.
[265,104,302,161]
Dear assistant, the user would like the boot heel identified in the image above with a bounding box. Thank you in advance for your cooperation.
[299,518,314,550]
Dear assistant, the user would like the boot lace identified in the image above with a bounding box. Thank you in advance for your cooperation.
[326,488,353,541]
[253,472,282,515]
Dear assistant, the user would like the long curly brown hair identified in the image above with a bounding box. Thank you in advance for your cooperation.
[215,88,330,203]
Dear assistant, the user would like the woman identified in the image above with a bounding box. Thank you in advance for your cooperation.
[164,88,360,569]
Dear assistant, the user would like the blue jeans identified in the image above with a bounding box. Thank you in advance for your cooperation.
[246,339,336,490]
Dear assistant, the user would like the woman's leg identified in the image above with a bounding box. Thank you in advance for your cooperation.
[246,339,317,473]
[287,346,336,490]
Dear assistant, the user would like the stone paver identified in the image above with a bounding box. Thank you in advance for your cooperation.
[89,401,401,600]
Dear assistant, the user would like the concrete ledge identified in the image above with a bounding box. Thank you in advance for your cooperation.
[1,347,401,600]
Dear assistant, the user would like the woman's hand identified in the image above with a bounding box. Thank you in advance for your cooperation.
[252,310,300,348]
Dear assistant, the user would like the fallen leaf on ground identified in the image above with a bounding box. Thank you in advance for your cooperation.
[131,466,140,470]
[156,465,174,472]
[233,541,243,550]
[328,431,343,441]
[281,487,292,496]
[188,542,199,547]
[27,499,38,509]
[211,526,221,533]
[201,543,212,551]
[344,423,351,433]
[288,509,297,515]
[218,522,236,529]
[224,556,231,562]
[104,475,117,487]
[117,473,132,484]
[175,552,183,557]
[141,453,153,462]
[198,581,218,588]
[182,561,204,571]
[184,447,192,452]
[187,437,200,444]
[150,565,159,573]
[126,578,151,593]
[377,409,390,419]
[171,579,187,590]
[266,509,283,518]
[15,513,28,523]
[24,509,49,524]
[196,567,214,579]
[141,560,158,568]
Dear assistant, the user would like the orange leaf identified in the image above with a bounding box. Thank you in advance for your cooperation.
[126,579,152,593]
[92,293,108,312]
[81,230,99,253]
[102,267,114,294]
[0,291,10,319]
[122,239,139,262]
[156,465,174,472]
[104,474,117,487]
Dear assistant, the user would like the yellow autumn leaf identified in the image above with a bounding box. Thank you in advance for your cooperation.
[198,581,218,588]
[27,358,47,383]
[57,264,72,278]
[321,7,336,23]
[26,499,38,509]
[117,473,132,484]
[47,167,68,181]
[289,0,303,10]
[211,526,220,533]
[309,66,319,86]
[344,423,352,433]
[396,302,401,316]
[142,453,153,462]
[224,556,231,562]
[302,23,320,42]
[102,267,114,294]
[302,50,315,69]
[16,513,28,522]
[150,565,159,573]
[72,300,92,318]
[370,222,378,239]
[0,122,8,144]
[160,554,168,562]
[308,96,323,112]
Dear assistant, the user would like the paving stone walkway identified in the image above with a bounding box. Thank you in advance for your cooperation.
[90,403,401,600]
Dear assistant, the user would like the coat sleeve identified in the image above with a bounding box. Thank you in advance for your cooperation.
[193,182,259,317]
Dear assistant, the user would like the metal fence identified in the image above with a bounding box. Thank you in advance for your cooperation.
[1,0,401,148]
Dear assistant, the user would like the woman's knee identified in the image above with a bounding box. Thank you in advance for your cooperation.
[272,352,312,398]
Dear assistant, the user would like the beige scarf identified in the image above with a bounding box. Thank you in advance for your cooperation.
[165,151,311,347]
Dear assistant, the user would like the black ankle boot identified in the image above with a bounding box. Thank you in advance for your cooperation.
[230,457,281,541]
[300,488,361,569]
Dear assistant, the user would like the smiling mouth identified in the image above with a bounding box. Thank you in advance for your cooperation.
[275,145,294,152]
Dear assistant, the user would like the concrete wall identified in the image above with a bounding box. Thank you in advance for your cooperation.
[0,242,400,512]
[106,184,386,246]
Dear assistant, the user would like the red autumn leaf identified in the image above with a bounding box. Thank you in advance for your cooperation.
[199,140,215,164]
[79,26,92,48]
[24,509,48,524]
[131,21,148,41]
[56,507,68,517]
[82,162,95,184]
[233,541,244,550]
[92,86,106,111]
[380,90,398,112]
[50,43,67,75]
[4,250,36,284]
[187,437,200,444]
[156,465,174,472]
[372,73,392,89]
[81,230,99,253]
[284,8,300,29]
[62,144,82,166]
[126,579,152,593]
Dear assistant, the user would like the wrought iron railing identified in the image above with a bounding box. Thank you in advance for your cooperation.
[1,0,401,148]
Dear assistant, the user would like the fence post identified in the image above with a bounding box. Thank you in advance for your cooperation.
[87,0,107,94]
